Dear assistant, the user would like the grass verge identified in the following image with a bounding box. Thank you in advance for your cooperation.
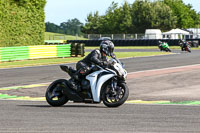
[0,52,171,68]
[45,32,87,40]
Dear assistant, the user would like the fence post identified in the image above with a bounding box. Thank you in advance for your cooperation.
[123,34,125,39]
[135,34,137,39]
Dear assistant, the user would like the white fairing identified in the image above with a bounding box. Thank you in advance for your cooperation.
[86,69,115,102]
[109,58,127,79]
[86,57,127,102]
[113,63,127,79]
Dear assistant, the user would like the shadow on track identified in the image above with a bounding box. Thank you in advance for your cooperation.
[18,104,107,108]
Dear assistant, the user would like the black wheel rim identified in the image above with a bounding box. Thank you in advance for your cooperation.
[47,83,65,101]
[105,85,125,104]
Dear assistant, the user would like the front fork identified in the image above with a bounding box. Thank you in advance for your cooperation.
[110,77,118,95]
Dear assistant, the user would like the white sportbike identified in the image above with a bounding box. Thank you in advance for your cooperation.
[45,57,129,107]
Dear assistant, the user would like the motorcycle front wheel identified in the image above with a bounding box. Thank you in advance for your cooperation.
[187,47,191,53]
[102,82,129,107]
[45,79,69,107]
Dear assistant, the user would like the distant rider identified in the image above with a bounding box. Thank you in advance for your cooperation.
[158,41,165,49]
[179,39,186,51]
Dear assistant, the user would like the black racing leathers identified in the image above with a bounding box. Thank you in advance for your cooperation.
[76,49,108,76]
[76,49,107,70]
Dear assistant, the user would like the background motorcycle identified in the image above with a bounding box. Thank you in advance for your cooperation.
[180,41,191,53]
[158,42,171,52]
[45,57,129,107]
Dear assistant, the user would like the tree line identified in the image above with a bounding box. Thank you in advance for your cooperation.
[82,0,200,34]
[46,0,200,35]
[45,18,83,36]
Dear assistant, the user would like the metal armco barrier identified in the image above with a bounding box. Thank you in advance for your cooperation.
[67,39,200,47]
[0,44,71,62]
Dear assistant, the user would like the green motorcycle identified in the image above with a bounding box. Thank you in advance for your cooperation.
[158,41,171,52]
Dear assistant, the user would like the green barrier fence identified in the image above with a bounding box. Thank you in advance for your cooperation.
[0,44,71,62]
[1,46,29,62]
[0,48,1,62]
[57,45,71,57]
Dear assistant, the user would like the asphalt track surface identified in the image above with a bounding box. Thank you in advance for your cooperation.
[1,49,200,132]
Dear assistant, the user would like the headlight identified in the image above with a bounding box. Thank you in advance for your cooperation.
[123,70,127,79]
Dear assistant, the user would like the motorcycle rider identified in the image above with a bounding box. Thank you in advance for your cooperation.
[158,41,164,50]
[179,39,187,51]
[179,39,191,51]
[158,40,171,52]
[69,40,115,91]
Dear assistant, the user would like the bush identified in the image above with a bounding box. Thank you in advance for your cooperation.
[0,0,46,47]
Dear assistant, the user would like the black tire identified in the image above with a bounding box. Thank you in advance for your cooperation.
[102,82,129,107]
[187,47,191,53]
[158,46,162,51]
[167,48,171,52]
[45,79,69,107]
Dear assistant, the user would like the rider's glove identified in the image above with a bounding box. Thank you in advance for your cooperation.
[99,61,109,68]
[103,61,108,66]
[103,61,112,68]
[111,53,116,59]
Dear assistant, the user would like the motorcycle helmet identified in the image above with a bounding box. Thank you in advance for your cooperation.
[100,40,114,56]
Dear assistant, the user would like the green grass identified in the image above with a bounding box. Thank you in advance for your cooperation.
[0,57,83,68]
[0,52,171,68]
[45,32,87,40]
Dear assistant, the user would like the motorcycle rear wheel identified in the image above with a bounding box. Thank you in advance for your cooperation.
[167,48,171,52]
[102,82,129,107]
[45,79,69,107]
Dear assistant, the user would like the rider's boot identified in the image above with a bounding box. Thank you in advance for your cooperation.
[60,65,81,92]
[69,77,82,92]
